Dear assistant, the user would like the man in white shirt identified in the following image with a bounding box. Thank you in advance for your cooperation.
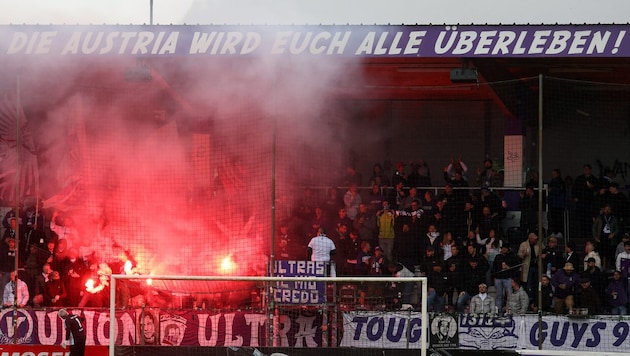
[616,240,630,276]
[3,271,29,308]
[307,228,337,276]
[469,283,496,314]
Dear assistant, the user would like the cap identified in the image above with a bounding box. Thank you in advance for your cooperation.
[580,277,590,284]
[586,257,596,263]
[563,262,575,271]
[374,246,383,252]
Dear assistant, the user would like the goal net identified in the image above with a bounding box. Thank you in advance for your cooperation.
[108,272,428,356]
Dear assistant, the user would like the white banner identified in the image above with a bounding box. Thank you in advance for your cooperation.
[458,313,519,350]
[517,315,630,352]
[340,312,423,349]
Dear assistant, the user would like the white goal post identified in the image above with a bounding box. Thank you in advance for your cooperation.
[109,274,428,356]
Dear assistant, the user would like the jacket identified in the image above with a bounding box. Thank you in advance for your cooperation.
[469,294,496,314]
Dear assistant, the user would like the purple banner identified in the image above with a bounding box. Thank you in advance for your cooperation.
[273,260,327,305]
[0,308,323,347]
[0,24,628,57]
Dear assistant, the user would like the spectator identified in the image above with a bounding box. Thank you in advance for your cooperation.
[353,203,377,246]
[551,262,580,314]
[542,236,563,277]
[370,163,390,187]
[616,240,630,278]
[408,160,431,188]
[607,182,628,232]
[392,181,407,210]
[565,241,581,272]
[456,258,487,313]
[331,208,352,234]
[581,257,605,303]
[606,270,628,315]
[531,275,554,313]
[31,263,52,307]
[440,232,455,262]
[445,244,464,271]
[3,271,28,308]
[505,279,529,315]
[2,204,25,230]
[519,184,538,235]
[419,190,438,229]
[573,164,598,238]
[479,187,505,221]
[547,169,566,238]
[376,201,396,262]
[422,224,442,258]
[391,162,408,188]
[275,224,301,260]
[460,200,479,240]
[368,246,387,276]
[477,205,501,244]
[420,246,441,276]
[443,155,468,182]
[339,230,360,275]
[517,233,543,297]
[493,243,519,314]
[477,228,502,267]
[322,187,344,221]
[50,211,80,249]
[400,187,420,211]
[592,204,619,270]
[307,228,337,276]
[24,243,48,296]
[475,159,500,187]
[23,198,45,247]
[394,223,418,272]
[574,278,602,314]
[356,241,372,276]
[469,283,496,314]
[62,248,89,307]
[583,240,602,271]
[343,184,362,221]
[2,217,24,246]
[343,165,363,188]
[387,261,415,310]
[46,270,67,307]
[427,260,447,312]
[444,260,466,311]
[0,237,17,293]
[366,184,386,214]
[616,232,630,263]
[463,243,489,273]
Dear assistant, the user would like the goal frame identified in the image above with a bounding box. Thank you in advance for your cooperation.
[109,274,428,356]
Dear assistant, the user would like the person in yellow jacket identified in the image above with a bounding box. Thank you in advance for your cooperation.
[377,200,396,262]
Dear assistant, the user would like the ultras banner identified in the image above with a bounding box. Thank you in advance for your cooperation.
[0,308,322,347]
[0,24,629,57]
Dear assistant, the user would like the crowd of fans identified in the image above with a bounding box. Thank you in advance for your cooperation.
[0,201,126,309]
[280,159,630,315]
[0,158,629,315]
